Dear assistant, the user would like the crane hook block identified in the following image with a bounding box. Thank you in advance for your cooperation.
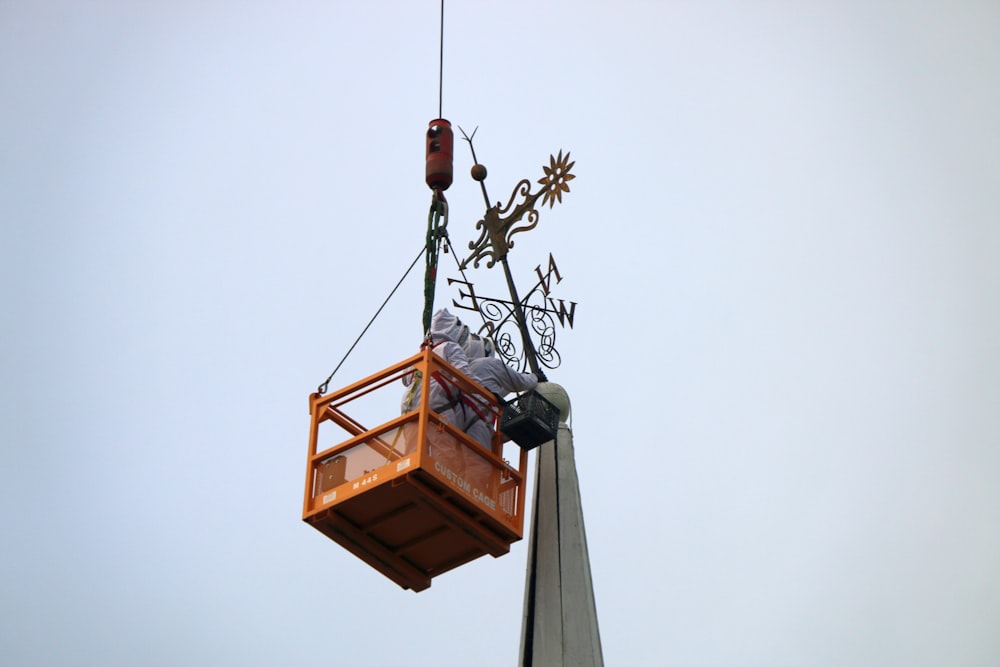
[425,118,454,191]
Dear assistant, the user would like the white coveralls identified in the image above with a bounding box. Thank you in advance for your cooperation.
[398,310,479,481]
[400,308,472,427]
[463,334,539,450]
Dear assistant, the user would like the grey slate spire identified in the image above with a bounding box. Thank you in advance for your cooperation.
[519,383,603,666]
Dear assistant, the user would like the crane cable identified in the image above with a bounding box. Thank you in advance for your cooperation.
[318,1,449,393]
[316,246,424,395]
[315,191,448,394]
[423,0,449,339]
[437,0,444,119]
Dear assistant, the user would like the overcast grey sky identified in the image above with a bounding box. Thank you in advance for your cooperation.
[3,2,999,666]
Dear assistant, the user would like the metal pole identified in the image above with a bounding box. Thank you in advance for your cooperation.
[500,256,547,381]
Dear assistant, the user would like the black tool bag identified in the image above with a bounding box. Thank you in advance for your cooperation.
[500,390,560,450]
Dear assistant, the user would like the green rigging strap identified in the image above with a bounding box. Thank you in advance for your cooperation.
[423,196,448,337]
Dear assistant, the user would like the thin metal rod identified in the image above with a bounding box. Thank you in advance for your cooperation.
[459,126,491,208]
[501,256,547,382]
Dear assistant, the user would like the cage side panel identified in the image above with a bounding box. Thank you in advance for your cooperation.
[419,429,525,537]
[304,446,419,519]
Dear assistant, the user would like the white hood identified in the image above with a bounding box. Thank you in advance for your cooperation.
[430,308,469,346]
[464,333,494,359]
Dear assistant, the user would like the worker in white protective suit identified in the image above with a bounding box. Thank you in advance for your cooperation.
[462,333,539,451]
[400,308,472,426]
[397,309,478,479]
[456,333,538,499]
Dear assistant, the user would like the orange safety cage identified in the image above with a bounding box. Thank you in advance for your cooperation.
[302,347,529,591]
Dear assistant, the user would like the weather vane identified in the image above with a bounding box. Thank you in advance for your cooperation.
[449,128,577,381]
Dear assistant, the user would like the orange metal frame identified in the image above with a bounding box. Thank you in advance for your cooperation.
[303,348,529,591]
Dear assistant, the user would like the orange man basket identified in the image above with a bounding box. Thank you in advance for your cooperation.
[302,348,529,591]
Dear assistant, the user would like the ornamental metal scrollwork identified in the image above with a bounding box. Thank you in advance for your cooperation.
[469,295,563,376]
[461,151,575,271]
[452,138,577,381]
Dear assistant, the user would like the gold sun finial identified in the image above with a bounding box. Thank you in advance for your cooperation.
[538,150,575,208]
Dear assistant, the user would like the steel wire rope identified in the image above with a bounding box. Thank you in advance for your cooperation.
[316,246,424,395]
[421,0,448,336]
[438,0,445,119]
